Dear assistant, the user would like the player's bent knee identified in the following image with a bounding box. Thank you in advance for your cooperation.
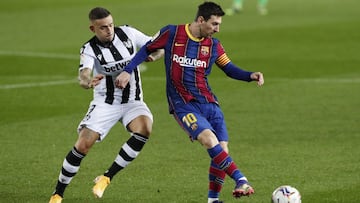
[197,130,219,149]
[135,126,152,137]
[74,142,92,154]
[127,117,153,137]
[75,128,99,154]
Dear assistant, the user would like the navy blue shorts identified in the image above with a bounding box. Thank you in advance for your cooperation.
[172,102,229,141]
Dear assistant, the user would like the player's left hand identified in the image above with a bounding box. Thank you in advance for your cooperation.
[115,71,131,89]
[90,74,104,88]
[251,72,264,86]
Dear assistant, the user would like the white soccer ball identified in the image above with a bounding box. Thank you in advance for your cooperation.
[271,185,301,203]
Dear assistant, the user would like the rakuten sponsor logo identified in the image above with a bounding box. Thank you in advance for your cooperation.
[172,54,207,68]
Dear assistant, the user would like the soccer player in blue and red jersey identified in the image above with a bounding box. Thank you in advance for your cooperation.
[116,2,264,202]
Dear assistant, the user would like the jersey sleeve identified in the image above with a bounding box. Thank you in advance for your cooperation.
[79,45,95,71]
[215,42,231,67]
[146,25,172,52]
[215,42,253,82]
[123,25,172,73]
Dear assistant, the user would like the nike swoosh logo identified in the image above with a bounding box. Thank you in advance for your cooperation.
[175,42,185,46]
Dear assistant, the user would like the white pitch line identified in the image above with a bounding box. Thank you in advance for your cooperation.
[309,78,360,83]
[0,50,78,60]
[275,78,360,83]
[0,79,77,89]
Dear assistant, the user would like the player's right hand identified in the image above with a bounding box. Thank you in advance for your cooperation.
[79,78,92,89]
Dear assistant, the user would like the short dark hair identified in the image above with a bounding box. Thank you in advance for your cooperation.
[195,1,225,21]
[88,7,111,21]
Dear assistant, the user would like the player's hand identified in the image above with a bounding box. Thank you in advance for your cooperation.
[251,72,264,86]
[79,74,104,89]
[91,74,104,88]
[79,78,92,89]
[115,72,131,89]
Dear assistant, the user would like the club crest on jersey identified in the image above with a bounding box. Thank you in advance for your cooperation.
[201,46,209,56]
[123,39,132,48]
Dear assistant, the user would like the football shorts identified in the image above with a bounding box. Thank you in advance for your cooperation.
[173,102,229,142]
[78,99,153,141]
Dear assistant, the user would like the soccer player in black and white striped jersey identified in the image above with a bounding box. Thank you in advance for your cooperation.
[49,7,163,203]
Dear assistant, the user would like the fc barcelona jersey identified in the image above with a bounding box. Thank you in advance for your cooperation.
[146,24,232,113]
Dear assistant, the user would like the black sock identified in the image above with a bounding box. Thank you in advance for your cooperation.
[53,147,85,197]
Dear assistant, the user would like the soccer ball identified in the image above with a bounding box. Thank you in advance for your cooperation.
[271,185,301,203]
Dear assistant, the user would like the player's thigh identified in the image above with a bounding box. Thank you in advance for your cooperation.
[173,104,214,140]
[122,101,153,135]
[208,104,229,142]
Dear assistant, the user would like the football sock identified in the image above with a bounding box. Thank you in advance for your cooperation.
[208,161,226,199]
[208,198,219,203]
[104,133,148,180]
[54,147,85,197]
[207,144,245,183]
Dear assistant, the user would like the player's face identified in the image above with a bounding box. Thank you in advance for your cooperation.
[90,15,114,43]
[200,15,222,38]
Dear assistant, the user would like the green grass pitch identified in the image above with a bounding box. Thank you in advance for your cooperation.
[0,0,359,202]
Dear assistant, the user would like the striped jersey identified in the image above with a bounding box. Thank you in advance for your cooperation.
[145,24,232,113]
[79,25,151,104]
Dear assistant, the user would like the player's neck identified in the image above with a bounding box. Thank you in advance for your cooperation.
[188,23,202,39]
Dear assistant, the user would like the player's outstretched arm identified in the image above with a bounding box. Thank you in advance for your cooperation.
[146,49,164,62]
[78,68,92,89]
[221,62,264,86]
[116,45,154,89]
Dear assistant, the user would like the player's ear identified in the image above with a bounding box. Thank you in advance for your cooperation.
[196,16,204,23]
[197,16,205,23]
[89,25,95,32]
